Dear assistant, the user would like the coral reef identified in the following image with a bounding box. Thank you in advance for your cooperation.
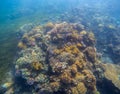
[1,4,120,94]
[11,22,120,94]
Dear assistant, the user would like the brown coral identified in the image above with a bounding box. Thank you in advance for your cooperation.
[83,47,97,63]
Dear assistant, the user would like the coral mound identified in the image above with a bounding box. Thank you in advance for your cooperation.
[14,22,104,94]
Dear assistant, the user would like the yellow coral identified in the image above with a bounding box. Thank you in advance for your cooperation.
[76,43,82,48]
[88,32,95,41]
[72,47,79,55]
[82,69,91,75]
[33,33,42,38]
[22,33,29,39]
[32,61,43,70]
[75,72,85,81]
[74,60,85,69]
[84,73,96,90]
[18,42,27,49]
[53,49,61,55]
[71,64,78,75]
[60,72,72,84]
[50,82,60,91]
[31,50,37,56]
[45,22,54,31]
[33,25,42,31]
[80,30,87,35]
[72,32,79,39]
[70,82,87,94]
[29,37,35,42]
[88,32,94,37]
[64,45,80,55]
[54,45,81,56]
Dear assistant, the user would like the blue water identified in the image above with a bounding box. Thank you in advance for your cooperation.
[0,0,69,84]
[0,0,120,93]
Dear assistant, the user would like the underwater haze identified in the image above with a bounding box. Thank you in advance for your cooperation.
[0,0,120,94]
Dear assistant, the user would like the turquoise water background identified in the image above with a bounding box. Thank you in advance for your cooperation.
[0,0,120,84]
[0,0,79,84]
